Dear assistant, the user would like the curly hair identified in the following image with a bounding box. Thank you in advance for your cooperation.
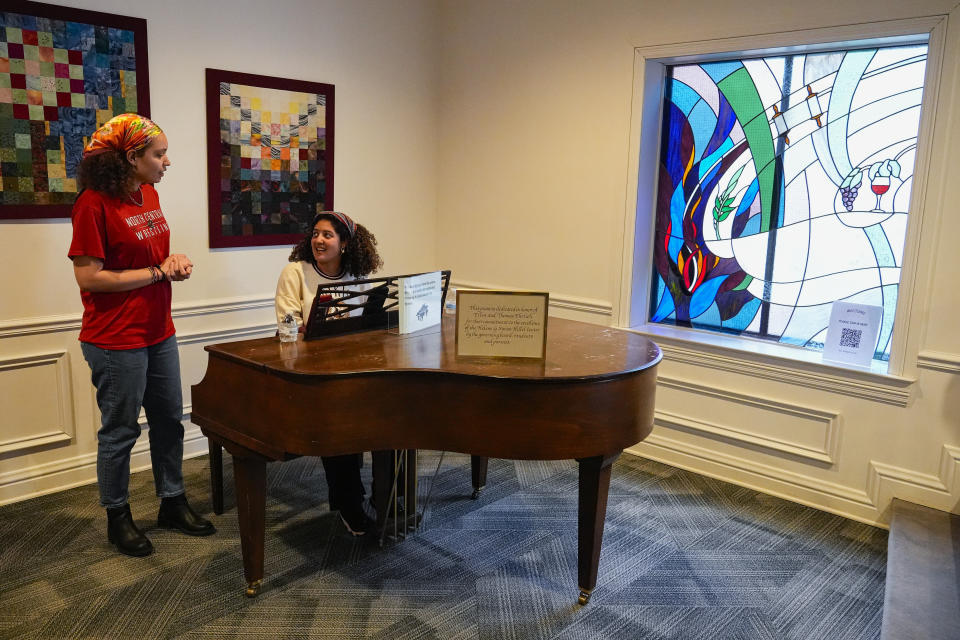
[76,148,146,199]
[288,213,383,277]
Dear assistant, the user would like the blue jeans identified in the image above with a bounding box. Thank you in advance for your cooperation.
[81,335,185,510]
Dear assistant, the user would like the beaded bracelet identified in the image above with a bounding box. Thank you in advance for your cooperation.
[147,265,163,284]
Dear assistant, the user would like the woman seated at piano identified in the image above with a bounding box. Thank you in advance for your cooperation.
[275,211,383,536]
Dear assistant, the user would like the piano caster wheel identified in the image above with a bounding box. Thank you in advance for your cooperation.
[577,589,592,605]
[245,580,262,598]
[471,487,484,500]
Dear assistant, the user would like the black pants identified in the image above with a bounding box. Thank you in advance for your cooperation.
[321,453,364,512]
[322,451,408,514]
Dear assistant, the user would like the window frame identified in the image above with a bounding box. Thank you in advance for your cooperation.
[615,17,948,382]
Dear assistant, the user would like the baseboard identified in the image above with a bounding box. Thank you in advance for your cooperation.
[626,437,883,526]
[627,439,960,527]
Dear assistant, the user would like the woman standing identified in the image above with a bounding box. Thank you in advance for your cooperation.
[69,114,215,557]
[275,211,383,535]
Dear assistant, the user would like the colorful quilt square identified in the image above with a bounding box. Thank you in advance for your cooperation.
[1,6,146,215]
[208,71,333,246]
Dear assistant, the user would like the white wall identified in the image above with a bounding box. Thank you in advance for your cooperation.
[437,0,960,525]
[0,0,440,504]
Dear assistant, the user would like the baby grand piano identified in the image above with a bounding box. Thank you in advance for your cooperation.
[190,316,660,603]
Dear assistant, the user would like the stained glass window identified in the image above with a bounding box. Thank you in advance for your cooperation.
[649,44,928,361]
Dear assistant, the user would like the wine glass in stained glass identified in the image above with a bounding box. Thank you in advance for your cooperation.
[870,176,890,212]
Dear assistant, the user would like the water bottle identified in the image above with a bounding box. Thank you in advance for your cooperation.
[444,288,457,315]
[279,313,298,342]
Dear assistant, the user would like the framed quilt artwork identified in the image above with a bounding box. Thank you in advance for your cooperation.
[205,68,334,248]
[0,1,150,219]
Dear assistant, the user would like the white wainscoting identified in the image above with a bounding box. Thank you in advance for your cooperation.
[633,378,960,525]
[0,351,75,454]
[917,350,960,374]
[867,445,960,513]
[654,376,841,464]
[2,292,957,524]
[629,434,880,524]
[0,297,275,506]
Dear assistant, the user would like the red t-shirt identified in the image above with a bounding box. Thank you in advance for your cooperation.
[68,185,176,349]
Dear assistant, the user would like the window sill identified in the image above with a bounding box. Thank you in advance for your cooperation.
[626,323,915,407]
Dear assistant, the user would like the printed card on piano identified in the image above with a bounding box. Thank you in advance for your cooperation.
[455,290,549,359]
[397,271,443,334]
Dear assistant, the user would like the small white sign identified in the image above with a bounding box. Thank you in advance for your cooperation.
[397,271,442,334]
[822,301,882,367]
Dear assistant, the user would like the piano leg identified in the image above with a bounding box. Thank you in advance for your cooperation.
[233,455,266,597]
[208,439,224,515]
[576,452,620,605]
[470,455,489,499]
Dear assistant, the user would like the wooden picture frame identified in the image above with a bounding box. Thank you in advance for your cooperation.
[455,290,549,359]
[0,1,150,219]
[205,68,334,248]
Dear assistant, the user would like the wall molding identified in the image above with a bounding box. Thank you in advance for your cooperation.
[917,350,960,373]
[656,376,840,464]
[867,445,960,513]
[450,279,613,319]
[176,323,276,346]
[628,439,960,526]
[653,340,914,406]
[0,351,74,454]
[0,287,617,338]
[0,294,275,339]
[629,434,878,523]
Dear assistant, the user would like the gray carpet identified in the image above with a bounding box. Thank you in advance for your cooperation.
[0,452,887,639]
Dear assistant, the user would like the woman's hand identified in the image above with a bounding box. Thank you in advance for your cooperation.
[160,254,193,281]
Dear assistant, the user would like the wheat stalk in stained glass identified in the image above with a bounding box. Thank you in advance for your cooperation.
[649,44,927,362]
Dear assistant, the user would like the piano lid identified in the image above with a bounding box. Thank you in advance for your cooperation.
[205,317,661,383]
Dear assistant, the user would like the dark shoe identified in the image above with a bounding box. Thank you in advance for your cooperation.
[158,494,216,536]
[339,505,373,537]
[107,505,154,557]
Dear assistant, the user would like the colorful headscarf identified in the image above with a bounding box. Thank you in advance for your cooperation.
[83,113,163,158]
[316,211,356,238]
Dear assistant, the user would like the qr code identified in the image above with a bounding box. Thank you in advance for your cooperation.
[839,327,862,348]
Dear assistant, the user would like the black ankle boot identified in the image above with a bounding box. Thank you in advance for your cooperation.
[157,494,216,536]
[106,505,153,557]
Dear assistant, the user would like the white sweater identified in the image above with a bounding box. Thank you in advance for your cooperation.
[274,261,364,326]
